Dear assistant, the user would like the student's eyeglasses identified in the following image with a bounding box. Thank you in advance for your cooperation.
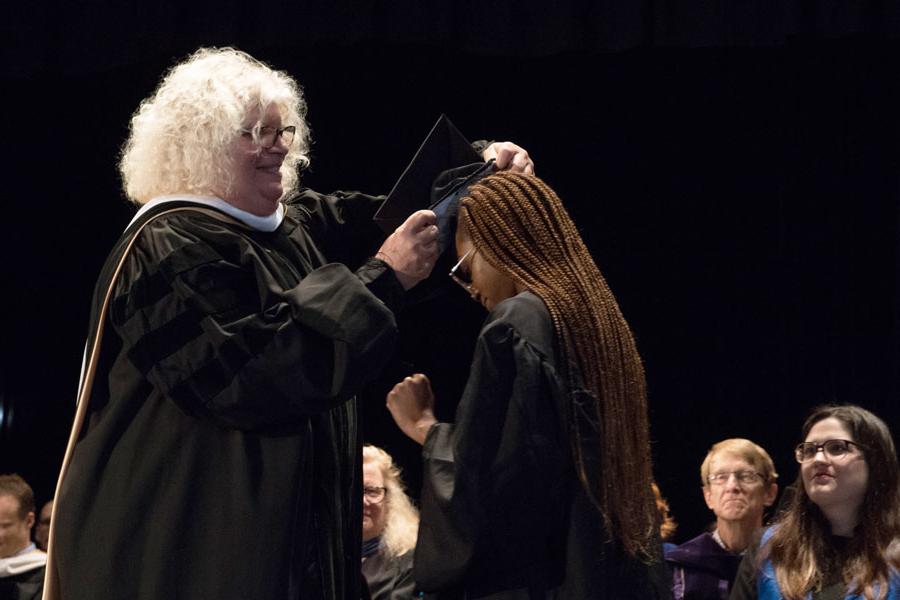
[240,125,296,148]
[449,248,476,292]
[794,439,864,463]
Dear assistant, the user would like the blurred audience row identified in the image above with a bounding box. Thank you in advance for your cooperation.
[2,403,895,600]
[361,404,899,600]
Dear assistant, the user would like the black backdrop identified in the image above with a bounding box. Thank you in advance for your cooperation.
[3,2,899,545]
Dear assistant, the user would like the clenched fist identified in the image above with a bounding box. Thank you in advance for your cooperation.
[386,373,437,445]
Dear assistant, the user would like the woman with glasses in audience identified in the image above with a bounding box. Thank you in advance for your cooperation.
[386,172,671,598]
[361,445,420,600]
[730,404,900,600]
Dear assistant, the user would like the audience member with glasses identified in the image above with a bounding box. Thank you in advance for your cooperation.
[386,172,672,598]
[665,439,779,600]
[730,404,900,600]
[45,46,533,600]
[361,445,421,600]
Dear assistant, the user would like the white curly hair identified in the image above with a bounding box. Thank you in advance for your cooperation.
[119,47,310,205]
[363,444,420,557]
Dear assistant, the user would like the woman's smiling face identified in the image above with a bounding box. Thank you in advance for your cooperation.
[801,417,869,521]
[221,103,289,216]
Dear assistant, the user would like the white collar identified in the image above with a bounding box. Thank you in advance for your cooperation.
[130,195,285,232]
[711,529,746,556]
[0,545,46,577]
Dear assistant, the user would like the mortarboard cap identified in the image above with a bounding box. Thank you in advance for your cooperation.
[375,114,495,253]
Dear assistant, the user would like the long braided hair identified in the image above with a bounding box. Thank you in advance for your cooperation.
[458,171,658,560]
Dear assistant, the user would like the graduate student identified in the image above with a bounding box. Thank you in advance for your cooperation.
[45,47,532,600]
[387,172,672,599]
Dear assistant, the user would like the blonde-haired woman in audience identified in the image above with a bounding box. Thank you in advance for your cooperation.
[362,444,420,600]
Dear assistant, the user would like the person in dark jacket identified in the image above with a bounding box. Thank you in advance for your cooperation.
[0,475,45,600]
[32,501,51,553]
[665,438,778,600]
[386,172,672,599]
[653,482,679,554]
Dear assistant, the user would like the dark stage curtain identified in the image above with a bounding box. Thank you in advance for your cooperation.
[2,4,898,541]
[6,1,900,78]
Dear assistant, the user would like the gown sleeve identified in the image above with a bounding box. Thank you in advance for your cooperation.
[413,320,516,590]
[414,312,565,592]
[109,213,398,431]
[388,552,416,600]
[285,188,387,268]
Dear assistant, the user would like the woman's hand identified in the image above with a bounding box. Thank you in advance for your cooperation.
[386,373,438,445]
[376,210,439,290]
[482,141,534,174]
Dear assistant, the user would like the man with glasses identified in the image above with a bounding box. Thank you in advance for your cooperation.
[665,438,778,600]
[31,501,51,553]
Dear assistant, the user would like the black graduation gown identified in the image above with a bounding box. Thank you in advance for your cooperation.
[51,189,401,600]
[361,547,415,600]
[414,292,673,599]
[0,565,44,600]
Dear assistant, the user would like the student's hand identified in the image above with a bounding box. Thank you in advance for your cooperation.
[376,210,439,290]
[482,141,534,174]
[386,373,437,446]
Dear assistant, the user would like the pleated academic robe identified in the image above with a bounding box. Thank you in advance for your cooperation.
[48,189,401,600]
[414,291,674,600]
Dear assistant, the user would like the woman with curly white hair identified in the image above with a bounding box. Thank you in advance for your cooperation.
[44,46,533,600]
[361,445,421,599]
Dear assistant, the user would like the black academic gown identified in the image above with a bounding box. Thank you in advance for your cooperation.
[361,547,416,600]
[0,566,44,600]
[414,292,672,599]
[50,189,400,600]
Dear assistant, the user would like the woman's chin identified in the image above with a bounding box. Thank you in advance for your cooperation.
[264,185,283,203]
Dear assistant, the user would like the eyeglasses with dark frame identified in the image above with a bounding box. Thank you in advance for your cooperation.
[363,486,387,503]
[240,125,297,149]
[706,470,766,486]
[449,248,475,292]
[794,439,864,463]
